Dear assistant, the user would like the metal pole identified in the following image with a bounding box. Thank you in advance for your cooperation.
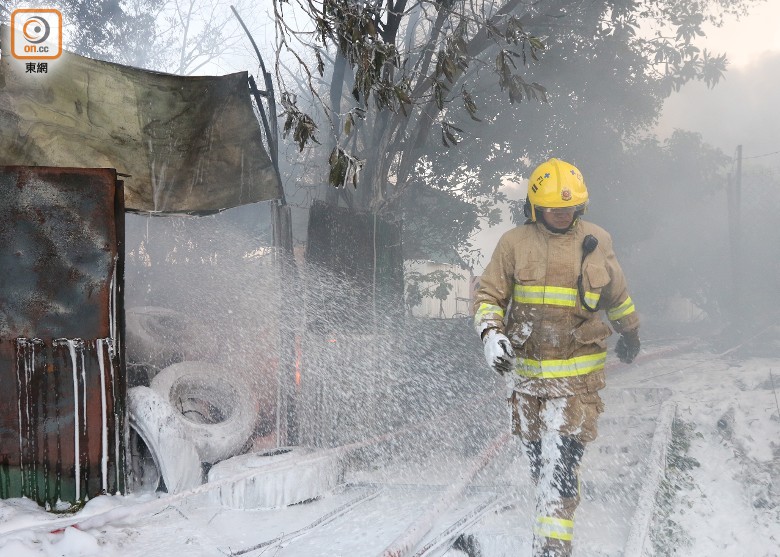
[734,145,742,319]
[231,6,284,204]
[736,145,742,211]
[231,6,299,447]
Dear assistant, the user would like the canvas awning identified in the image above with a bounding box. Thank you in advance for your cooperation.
[0,24,282,214]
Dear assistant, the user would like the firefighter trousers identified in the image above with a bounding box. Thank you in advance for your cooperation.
[510,391,605,557]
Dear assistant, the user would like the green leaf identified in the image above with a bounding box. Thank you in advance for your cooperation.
[444,128,458,146]
[344,114,353,135]
[396,87,412,105]
[444,57,457,83]
[435,83,445,110]
[446,122,464,134]
[496,51,505,72]
[328,148,345,187]
[435,52,445,78]
[283,114,294,135]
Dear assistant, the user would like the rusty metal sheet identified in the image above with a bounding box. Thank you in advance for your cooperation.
[0,166,125,507]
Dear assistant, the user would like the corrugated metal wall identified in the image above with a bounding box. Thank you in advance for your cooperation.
[0,167,125,508]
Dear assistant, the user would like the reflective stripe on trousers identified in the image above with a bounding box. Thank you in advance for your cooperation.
[534,515,574,541]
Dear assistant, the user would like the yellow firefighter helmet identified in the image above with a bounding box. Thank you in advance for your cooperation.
[525,158,589,221]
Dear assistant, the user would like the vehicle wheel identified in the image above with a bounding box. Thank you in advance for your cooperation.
[150,361,259,464]
[126,386,203,493]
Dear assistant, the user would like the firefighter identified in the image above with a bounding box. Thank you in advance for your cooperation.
[474,158,640,557]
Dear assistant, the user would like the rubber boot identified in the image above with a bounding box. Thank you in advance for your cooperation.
[532,436,585,557]
[452,533,482,557]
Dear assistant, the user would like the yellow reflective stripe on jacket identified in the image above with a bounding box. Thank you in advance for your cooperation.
[474,303,505,327]
[583,290,600,307]
[607,296,636,320]
[516,352,607,379]
[514,285,576,307]
[513,284,601,308]
[534,516,574,541]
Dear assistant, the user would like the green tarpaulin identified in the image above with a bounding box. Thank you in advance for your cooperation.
[0,24,282,214]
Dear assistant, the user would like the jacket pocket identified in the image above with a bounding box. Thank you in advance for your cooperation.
[581,263,610,311]
[506,320,533,348]
[584,263,610,289]
[573,318,612,349]
[574,391,605,442]
[515,265,543,284]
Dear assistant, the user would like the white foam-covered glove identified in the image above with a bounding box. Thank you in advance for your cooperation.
[483,329,516,375]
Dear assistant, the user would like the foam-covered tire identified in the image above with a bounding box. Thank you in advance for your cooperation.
[127,386,202,493]
[125,306,207,375]
[207,447,343,509]
[150,361,259,464]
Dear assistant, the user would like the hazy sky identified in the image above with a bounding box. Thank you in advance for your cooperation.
[472,2,780,271]
[693,1,780,69]
[656,0,780,154]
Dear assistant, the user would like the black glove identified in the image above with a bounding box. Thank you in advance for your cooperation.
[616,330,640,364]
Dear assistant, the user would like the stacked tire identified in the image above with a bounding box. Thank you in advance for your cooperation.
[128,361,259,493]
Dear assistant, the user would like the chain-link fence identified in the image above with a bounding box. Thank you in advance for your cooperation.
[729,159,780,323]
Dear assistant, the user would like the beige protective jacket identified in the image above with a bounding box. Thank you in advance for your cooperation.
[474,219,639,397]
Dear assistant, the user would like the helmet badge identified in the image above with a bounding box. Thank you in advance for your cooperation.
[561,188,572,201]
